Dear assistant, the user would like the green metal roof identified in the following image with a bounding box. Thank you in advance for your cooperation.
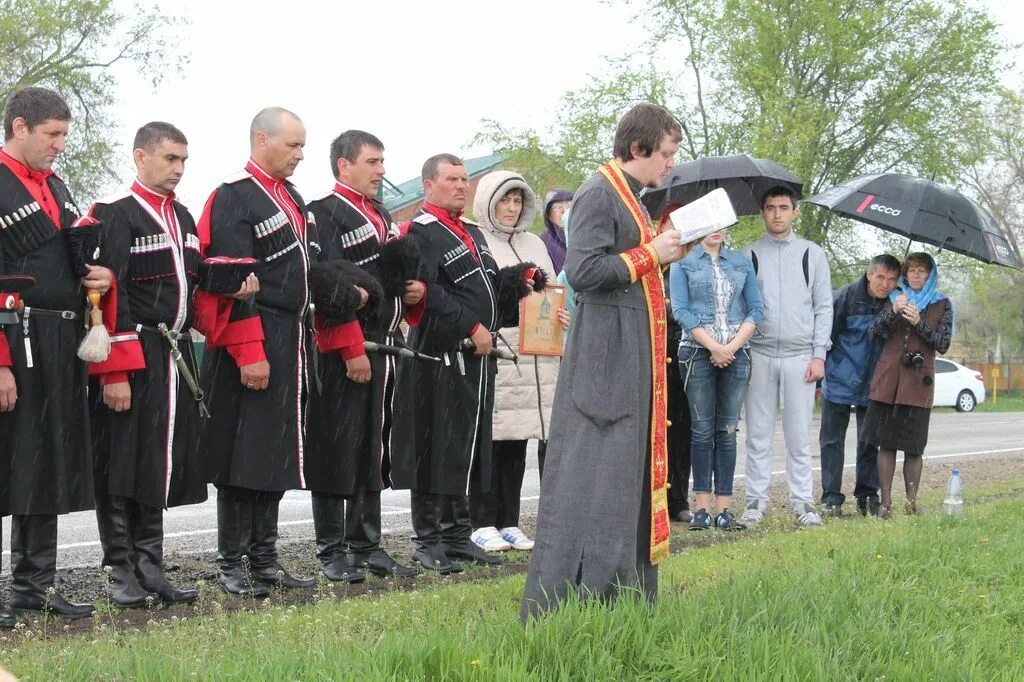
[380,152,506,212]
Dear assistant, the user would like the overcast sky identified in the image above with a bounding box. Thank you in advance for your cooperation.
[103,0,1023,210]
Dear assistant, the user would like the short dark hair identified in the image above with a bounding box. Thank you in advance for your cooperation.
[500,188,524,200]
[902,252,934,276]
[868,254,901,274]
[613,103,682,162]
[4,86,72,141]
[760,185,798,209]
[421,153,463,182]
[329,130,384,177]
[133,121,187,151]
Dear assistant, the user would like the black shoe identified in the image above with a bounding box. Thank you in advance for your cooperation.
[670,509,693,523]
[714,508,745,531]
[251,564,316,589]
[857,496,881,517]
[822,503,844,518]
[9,591,95,620]
[440,538,503,567]
[689,509,711,531]
[0,607,16,628]
[219,566,271,597]
[105,565,159,608]
[411,546,463,574]
[352,549,421,578]
[321,555,366,584]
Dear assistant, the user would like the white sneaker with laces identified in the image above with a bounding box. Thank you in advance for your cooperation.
[738,504,765,526]
[499,526,534,551]
[795,504,824,528]
[471,526,512,551]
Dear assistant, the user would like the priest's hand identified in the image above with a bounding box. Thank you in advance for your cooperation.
[241,360,270,390]
[558,306,571,330]
[470,325,493,356]
[228,273,260,301]
[0,367,17,412]
[804,357,825,383]
[103,381,132,412]
[82,264,115,295]
[346,353,371,383]
[403,280,426,306]
[651,229,684,265]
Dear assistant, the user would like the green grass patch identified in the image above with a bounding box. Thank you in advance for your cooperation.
[4,488,1023,680]
[973,390,1024,413]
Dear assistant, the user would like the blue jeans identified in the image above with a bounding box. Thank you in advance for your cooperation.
[679,346,751,496]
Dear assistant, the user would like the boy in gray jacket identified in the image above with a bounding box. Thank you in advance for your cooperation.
[740,186,833,527]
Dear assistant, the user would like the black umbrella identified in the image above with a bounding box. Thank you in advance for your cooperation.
[641,153,803,218]
[804,173,1021,269]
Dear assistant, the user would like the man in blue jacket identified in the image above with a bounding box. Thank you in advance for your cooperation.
[819,254,900,516]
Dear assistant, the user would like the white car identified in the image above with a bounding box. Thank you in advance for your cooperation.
[933,358,986,412]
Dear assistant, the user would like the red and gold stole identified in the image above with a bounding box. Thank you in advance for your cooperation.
[597,160,670,564]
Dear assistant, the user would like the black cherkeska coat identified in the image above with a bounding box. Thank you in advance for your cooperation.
[0,161,93,515]
[394,209,520,497]
[86,184,208,509]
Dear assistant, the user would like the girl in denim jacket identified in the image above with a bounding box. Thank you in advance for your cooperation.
[670,228,763,531]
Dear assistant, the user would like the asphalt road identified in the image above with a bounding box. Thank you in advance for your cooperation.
[4,410,1022,571]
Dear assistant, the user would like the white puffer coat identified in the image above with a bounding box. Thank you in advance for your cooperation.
[473,171,560,442]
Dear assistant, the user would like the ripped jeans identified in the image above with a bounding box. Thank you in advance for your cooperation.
[679,345,751,496]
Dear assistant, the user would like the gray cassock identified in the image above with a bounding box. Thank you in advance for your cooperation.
[521,168,659,620]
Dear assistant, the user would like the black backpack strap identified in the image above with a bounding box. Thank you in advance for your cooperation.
[750,250,758,274]
[802,247,810,286]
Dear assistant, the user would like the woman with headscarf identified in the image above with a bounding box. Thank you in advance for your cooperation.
[469,171,568,552]
[862,252,953,518]
[540,189,573,275]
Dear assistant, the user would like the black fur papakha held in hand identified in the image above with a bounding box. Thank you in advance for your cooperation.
[198,256,259,294]
[378,236,425,299]
[64,217,108,277]
[309,259,385,325]
[495,261,547,315]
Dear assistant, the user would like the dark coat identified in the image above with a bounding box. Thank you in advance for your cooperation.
[0,163,93,515]
[821,275,888,406]
[869,298,953,409]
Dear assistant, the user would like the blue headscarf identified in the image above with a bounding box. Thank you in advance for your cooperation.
[889,254,954,331]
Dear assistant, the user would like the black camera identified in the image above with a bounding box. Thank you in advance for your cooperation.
[902,351,924,368]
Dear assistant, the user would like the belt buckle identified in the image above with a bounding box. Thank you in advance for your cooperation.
[61,310,76,320]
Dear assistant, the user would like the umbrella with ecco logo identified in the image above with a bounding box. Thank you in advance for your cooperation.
[804,173,1021,269]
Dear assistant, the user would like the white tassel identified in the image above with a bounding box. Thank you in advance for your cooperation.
[77,290,111,362]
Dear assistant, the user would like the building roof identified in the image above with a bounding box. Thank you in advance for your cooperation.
[379,152,506,212]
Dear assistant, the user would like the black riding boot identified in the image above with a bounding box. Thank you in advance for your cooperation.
[249,491,314,589]
[9,514,94,618]
[440,495,502,567]
[410,491,462,574]
[312,492,365,583]
[347,490,419,578]
[0,525,15,628]
[216,487,268,597]
[95,495,158,608]
[133,501,198,604]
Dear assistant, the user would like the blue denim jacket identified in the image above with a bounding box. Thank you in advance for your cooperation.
[669,245,764,335]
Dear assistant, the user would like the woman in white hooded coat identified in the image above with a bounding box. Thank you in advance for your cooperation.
[468,171,567,552]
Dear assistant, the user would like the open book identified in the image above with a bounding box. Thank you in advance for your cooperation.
[668,188,738,244]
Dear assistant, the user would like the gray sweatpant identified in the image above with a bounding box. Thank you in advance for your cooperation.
[744,350,817,513]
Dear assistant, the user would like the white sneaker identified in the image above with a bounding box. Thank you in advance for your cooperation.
[499,526,534,551]
[795,503,824,528]
[738,503,765,526]
[471,526,512,552]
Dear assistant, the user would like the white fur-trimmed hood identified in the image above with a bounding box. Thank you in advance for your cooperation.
[472,170,539,236]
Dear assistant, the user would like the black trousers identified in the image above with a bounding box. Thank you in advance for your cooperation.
[819,401,880,505]
[469,439,528,529]
[411,492,473,548]
[667,361,692,515]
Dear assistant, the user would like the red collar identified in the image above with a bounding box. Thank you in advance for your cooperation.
[334,181,380,206]
[246,158,289,188]
[422,202,478,258]
[132,179,175,213]
[0,148,54,185]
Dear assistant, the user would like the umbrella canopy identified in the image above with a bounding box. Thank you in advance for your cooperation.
[804,173,1021,269]
[641,153,803,218]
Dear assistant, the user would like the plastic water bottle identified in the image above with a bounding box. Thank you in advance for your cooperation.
[943,469,964,517]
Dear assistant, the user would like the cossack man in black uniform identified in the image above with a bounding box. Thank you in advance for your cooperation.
[84,121,214,607]
[306,130,424,582]
[0,87,115,623]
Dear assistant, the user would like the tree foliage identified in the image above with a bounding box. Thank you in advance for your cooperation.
[478,0,1003,269]
[0,0,186,201]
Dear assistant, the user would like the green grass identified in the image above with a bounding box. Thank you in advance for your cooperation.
[4,487,1023,681]
[973,390,1024,413]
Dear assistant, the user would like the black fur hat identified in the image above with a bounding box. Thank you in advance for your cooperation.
[378,236,425,299]
[309,259,385,325]
[64,216,106,277]
[495,261,547,314]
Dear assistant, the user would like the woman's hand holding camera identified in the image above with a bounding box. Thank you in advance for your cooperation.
[901,302,920,326]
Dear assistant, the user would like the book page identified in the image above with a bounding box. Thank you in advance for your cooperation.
[669,188,739,244]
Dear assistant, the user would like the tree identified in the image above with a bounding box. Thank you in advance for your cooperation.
[0,0,186,201]
[478,0,1003,274]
